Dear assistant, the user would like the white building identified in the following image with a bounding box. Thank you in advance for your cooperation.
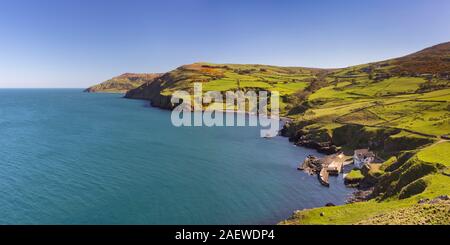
[353,149,375,169]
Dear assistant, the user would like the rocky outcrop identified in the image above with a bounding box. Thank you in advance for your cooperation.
[298,155,322,174]
[281,125,339,154]
[346,188,374,203]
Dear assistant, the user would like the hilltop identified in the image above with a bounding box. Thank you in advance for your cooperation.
[87,42,450,224]
[391,42,450,75]
[124,63,327,110]
[85,73,162,93]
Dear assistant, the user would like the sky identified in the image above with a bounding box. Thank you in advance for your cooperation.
[0,0,449,88]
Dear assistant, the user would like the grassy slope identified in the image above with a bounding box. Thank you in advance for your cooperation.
[156,63,317,95]
[85,73,161,93]
[279,43,450,225]
[344,169,364,182]
[125,63,324,112]
[123,43,449,137]
[294,43,450,139]
[356,199,450,225]
[94,42,450,224]
[299,71,449,136]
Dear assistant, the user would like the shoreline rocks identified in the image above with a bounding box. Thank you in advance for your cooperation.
[346,188,374,203]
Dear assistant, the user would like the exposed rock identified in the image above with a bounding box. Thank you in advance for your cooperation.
[347,188,374,204]
[344,176,363,187]
[125,75,175,110]
[298,155,322,175]
[293,133,339,155]
[428,195,450,204]
[418,198,430,204]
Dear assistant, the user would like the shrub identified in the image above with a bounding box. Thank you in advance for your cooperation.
[399,178,428,199]
[380,157,398,172]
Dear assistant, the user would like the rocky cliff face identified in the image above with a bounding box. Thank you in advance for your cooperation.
[124,76,175,110]
[281,123,435,158]
[280,124,339,154]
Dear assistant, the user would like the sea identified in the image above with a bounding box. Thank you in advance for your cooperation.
[0,89,351,224]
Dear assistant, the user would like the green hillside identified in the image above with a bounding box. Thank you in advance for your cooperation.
[97,42,450,224]
[279,42,450,224]
[287,43,450,139]
[124,63,326,111]
[85,73,161,93]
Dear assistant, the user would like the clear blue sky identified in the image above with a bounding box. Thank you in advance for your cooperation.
[0,0,449,88]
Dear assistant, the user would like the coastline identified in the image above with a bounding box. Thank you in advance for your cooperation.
[1,89,353,224]
[119,94,355,223]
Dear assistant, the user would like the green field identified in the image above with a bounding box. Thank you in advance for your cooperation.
[158,63,316,97]
[418,141,450,167]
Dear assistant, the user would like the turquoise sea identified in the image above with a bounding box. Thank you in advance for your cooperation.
[0,89,351,224]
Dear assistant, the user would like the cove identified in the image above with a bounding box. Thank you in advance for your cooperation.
[0,89,352,224]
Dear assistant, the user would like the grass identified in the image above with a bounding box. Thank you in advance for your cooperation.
[132,63,321,114]
[282,172,450,225]
[356,200,450,225]
[417,141,450,166]
[372,77,426,95]
[202,78,238,92]
[280,199,413,225]
[303,85,449,136]
[304,73,447,133]
[273,82,308,94]
[344,169,364,184]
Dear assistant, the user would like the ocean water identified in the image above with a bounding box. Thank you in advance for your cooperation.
[0,89,351,224]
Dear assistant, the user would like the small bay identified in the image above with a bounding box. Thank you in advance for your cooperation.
[0,89,351,224]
